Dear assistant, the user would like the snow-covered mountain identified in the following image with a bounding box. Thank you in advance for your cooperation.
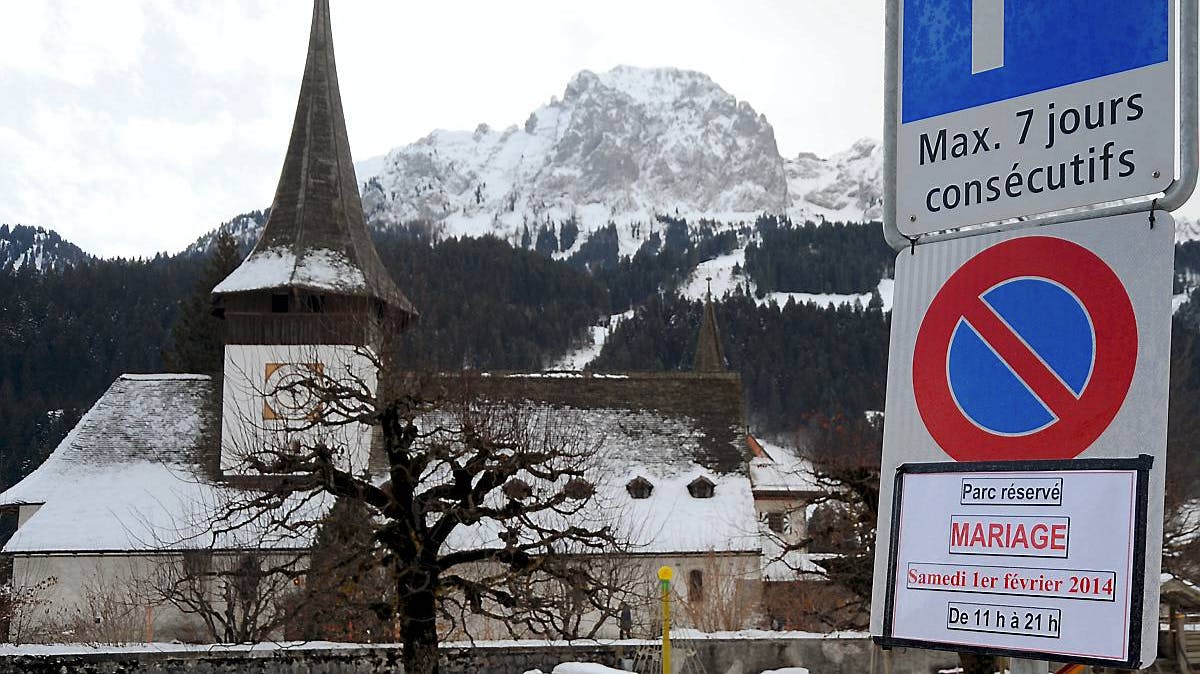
[0,225,89,273]
[357,66,883,253]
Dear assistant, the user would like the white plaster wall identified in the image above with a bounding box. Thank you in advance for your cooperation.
[8,551,305,644]
[8,554,207,643]
[445,552,763,641]
[16,505,41,529]
[755,498,809,546]
[220,344,377,475]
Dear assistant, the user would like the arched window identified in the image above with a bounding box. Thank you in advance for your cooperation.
[687,476,715,499]
[688,569,704,601]
[626,476,654,499]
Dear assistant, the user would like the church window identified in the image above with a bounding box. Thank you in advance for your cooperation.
[271,294,290,313]
[687,476,715,499]
[688,569,704,601]
[767,511,787,534]
[626,476,654,499]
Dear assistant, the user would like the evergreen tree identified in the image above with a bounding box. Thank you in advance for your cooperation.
[287,498,393,642]
[163,231,243,375]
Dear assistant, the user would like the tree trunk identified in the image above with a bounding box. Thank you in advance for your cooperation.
[400,579,440,674]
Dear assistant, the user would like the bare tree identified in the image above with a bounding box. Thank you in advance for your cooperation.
[0,572,56,644]
[1162,325,1200,581]
[782,413,883,629]
[140,549,304,643]
[677,552,762,632]
[220,354,628,674]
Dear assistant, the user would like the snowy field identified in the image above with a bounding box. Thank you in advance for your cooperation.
[678,245,894,312]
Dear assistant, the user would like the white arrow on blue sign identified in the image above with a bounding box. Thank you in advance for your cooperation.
[894,0,1176,236]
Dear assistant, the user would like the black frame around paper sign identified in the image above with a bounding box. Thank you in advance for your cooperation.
[874,455,1153,669]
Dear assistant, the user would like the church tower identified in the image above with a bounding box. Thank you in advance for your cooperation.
[211,0,416,474]
[694,280,727,372]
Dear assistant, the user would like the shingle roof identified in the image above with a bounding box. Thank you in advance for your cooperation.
[468,372,748,474]
[212,0,415,318]
[0,375,317,553]
[1,374,216,508]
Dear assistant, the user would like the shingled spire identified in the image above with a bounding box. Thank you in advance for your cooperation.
[213,0,415,324]
[694,279,726,372]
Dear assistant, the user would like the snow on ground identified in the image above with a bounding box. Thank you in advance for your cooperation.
[678,243,895,312]
[551,663,633,674]
[0,630,870,657]
[758,277,893,311]
[1175,293,1191,313]
[761,669,810,674]
[0,641,379,656]
[877,278,895,312]
[679,248,748,300]
[548,311,635,371]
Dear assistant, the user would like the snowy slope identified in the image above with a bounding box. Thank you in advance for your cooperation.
[357,66,882,250]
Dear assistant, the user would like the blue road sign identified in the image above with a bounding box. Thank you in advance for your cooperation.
[947,278,1095,436]
[903,0,1170,123]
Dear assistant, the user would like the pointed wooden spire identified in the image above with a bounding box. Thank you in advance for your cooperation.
[214,0,415,322]
[694,279,726,372]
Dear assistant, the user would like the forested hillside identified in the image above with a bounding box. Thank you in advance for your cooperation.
[5,216,1200,496]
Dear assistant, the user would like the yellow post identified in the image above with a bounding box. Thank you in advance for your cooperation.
[658,565,673,674]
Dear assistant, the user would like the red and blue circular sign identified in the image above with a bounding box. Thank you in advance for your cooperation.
[913,236,1137,461]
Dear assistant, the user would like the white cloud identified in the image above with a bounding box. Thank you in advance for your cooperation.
[118,114,236,167]
[0,0,146,86]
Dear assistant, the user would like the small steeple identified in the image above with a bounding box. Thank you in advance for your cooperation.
[694,277,726,372]
[212,0,415,324]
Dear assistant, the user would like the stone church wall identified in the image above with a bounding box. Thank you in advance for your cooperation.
[0,637,957,674]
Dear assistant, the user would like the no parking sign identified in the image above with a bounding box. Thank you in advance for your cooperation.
[913,236,1138,461]
[870,213,1174,667]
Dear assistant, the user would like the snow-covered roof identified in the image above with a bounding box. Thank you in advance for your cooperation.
[608,465,757,554]
[2,370,754,556]
[437,372,757,554]
[469,372,748,474]
[761,551,834,582]
[749,439,820,495]
[0,374,320,553]
[212,246,368,296]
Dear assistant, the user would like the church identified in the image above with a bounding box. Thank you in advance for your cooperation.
[0,1,818,643]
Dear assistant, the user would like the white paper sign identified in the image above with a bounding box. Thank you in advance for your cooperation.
[882,462,1148,665]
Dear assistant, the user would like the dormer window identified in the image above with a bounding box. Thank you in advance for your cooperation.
[502,478,532,501]
[563,477,594,500]
[626,476,654,499]
[687,476,715,499]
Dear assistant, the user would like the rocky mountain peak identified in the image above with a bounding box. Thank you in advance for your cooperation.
[358,66,805,253]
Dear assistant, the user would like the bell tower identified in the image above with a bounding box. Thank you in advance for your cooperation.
[211,0,417,474]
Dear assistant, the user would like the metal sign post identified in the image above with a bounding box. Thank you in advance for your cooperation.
[658,566,673,674]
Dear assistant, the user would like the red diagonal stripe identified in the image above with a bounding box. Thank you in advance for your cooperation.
[960,299,1080,420]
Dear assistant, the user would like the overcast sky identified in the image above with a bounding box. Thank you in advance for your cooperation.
[1,1,883,257]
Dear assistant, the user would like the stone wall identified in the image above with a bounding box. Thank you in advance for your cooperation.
[0,636,959,674]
